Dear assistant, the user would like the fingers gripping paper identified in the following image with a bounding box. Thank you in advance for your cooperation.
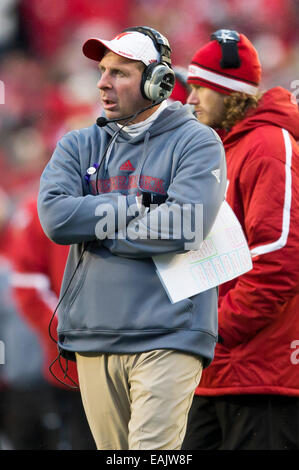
[153,201,252,303]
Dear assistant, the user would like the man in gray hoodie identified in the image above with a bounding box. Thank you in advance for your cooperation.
[37,26,227,450]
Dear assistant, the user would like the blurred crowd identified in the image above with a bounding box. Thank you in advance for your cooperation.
[0,0,298,450]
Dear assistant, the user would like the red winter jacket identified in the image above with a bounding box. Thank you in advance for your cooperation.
[10,195,78,388]
[196,87,299,396]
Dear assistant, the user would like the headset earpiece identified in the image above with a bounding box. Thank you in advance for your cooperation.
[121,26,175,102]
[141,62,175,101]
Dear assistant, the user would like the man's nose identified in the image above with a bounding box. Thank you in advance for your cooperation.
[97,71,111,90]
[187,89,199,105]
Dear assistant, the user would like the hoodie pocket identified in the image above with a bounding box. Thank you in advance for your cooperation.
[59,253,90,329]
[63,251,193,332]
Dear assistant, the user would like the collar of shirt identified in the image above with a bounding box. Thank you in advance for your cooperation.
[118,100,168,136]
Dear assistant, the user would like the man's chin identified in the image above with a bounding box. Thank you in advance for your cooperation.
[196,115,216,128]
[196,116,209,126]
[105,111,130,123]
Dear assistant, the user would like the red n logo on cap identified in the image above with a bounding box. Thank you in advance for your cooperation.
[114,32,132,41]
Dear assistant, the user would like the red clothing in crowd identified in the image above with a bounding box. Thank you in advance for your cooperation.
[10,196,77,387]
[20,0,132,56]
[196,87,299,396]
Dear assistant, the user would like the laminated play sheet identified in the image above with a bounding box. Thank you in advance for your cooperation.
[153,201,252,303]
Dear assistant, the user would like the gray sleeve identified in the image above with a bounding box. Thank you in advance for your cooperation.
[37,132,137,245]
[102,133,227,258]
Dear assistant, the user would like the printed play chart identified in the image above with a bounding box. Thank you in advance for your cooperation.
[153,201,252,303]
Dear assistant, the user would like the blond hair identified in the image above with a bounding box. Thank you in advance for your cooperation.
[220,91,262,130]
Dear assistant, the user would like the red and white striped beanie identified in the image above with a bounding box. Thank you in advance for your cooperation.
[188,32,261,96]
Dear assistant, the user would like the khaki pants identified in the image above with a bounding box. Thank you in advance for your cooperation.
[75,349,202,450]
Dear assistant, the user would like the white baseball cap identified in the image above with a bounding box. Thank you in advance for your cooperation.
[82,31,160,66]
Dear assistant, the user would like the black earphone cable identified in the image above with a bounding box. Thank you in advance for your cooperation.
[48,242,88,389]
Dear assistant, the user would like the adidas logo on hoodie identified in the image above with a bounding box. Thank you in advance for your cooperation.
[119,160,135,172]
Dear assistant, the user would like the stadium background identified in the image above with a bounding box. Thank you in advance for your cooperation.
[0,0,298,450]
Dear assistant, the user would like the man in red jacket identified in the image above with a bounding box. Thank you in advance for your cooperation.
[182,29,299,450]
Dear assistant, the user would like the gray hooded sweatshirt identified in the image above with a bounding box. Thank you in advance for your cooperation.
[38,102,227,367]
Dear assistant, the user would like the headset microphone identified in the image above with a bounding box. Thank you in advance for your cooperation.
[96,114,138,127]
[96,116,112,127]
[96,98,164,128]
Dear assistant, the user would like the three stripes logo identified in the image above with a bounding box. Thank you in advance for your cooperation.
[119,160,135,172]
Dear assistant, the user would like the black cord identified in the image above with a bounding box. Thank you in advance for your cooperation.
[48,242,87,344]
[49,352,79,389]
[48,242,88,389]
[95,126,124,195]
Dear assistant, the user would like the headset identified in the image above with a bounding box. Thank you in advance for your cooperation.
[121,26,175,102]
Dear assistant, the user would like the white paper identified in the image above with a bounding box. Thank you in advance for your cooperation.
[153,201,252,303]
